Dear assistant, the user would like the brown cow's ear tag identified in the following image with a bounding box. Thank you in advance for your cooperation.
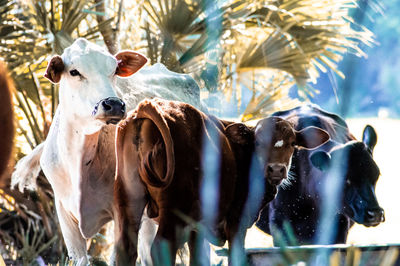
[44,55,65,84]
[115,51,148,77]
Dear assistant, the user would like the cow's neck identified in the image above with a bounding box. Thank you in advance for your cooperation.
[57,114,101,184]
[296,140,345,202]
[51,110,115,232]
[52,110,113,195]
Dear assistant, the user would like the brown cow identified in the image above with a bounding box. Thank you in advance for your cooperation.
[114,98,329,265]
[0,61,14,179]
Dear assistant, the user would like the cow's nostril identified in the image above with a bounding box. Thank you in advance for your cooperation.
[102,101,112,111]
[280,167,284,174]
[93,97,126,123]
[366,208,385,223]
[267,166,273,173]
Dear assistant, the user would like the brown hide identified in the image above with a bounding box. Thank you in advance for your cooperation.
[0,61,14,180]
[134,101,175,188]
[114,118,147,265]
[223,117,330,240]
[143,98,235,234]
[114,99,330,265]
[115,98,237,265]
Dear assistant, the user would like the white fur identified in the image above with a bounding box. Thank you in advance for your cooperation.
[11,142,44,192]
[274,140,284,148]
[11,38,202,264]
[138,213,158,266]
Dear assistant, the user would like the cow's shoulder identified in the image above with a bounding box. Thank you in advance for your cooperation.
[274,105,347,127]
[306,105,348,128]
[117,63,201,110]
[271,105,303,118]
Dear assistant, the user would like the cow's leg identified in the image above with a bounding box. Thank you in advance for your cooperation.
[151,211,180,266]
[333,215,352,244]
[11,142,44,192]
[188,230,210,266]
[227,228,247,266]
[55,199,88,264]
[113,176,147,265]
[138,212,158,266]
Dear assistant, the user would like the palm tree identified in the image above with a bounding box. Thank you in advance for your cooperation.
[120,0,373,120]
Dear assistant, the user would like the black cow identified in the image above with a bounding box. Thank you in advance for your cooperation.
[256,105,385,245]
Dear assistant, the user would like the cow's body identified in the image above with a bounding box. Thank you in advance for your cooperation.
[0,61,14,179]
[115,99,237,265]
[115,98,329,265]
[256,105,384,245]
[11,38,201,264]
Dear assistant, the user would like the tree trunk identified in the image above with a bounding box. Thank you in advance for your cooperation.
[95,0,122,54]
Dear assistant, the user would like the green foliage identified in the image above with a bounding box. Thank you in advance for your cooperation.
[120,0,373,120]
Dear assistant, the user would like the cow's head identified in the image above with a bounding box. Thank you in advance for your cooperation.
[310,125,385,227]
[44,38,147,134]
[253,117,330,187]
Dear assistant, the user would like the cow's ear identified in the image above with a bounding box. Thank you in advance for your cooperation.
[44,55,65,83]
[295,126,330,149]
[225,123,253,145]
[362,125,377,154]
[310,151,331,172]
[115,51,148,77]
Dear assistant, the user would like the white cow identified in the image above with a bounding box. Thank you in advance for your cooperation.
[12,38,201,264]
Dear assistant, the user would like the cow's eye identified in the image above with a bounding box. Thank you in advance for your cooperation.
[291,141,296,147]
[69,69,81,77]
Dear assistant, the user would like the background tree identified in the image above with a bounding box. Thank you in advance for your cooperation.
[312,0,400,118]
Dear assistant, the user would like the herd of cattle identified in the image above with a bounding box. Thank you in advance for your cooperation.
[1,38,384,265]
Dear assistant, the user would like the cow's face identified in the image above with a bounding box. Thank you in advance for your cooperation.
[310,125,385,227]
[44,38,147,134]
[254,117,330,187]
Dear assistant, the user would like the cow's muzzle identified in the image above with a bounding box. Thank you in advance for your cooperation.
[92,97,126,124]
[363,207,385,227]
[266,163,287,186]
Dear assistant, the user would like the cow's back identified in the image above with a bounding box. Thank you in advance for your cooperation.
[0,62,14,178]
[272,105,354,143]
[140,99,236,239]
[116,63,201,112]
